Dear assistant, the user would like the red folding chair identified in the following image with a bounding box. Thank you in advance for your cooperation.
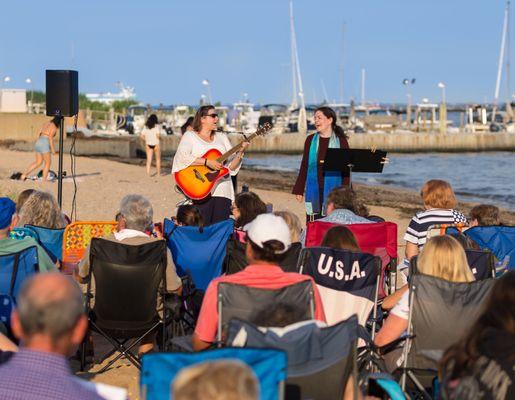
[305,221,398,297]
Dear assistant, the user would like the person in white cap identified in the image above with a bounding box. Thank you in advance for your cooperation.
[192,214,326,351]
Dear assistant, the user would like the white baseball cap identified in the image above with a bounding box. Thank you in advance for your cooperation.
[244,214,292,254]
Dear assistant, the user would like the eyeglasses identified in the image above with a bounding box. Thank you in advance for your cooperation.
[206,113,219,119]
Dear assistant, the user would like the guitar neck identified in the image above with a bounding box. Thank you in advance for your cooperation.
[217,132,258,163]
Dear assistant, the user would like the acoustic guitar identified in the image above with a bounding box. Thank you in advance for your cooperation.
[174,123,271,200]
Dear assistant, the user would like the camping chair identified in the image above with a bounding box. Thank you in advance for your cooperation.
[81,238,168,373]
[164,218,233,291]
[61,221,117,275]
[140,347,287,400]
[305,220,398,296]
[0,246,39,329]
[464,226,515,273]
[24,224,65,263]
[9,227,39,241]
[217,280,315,345]
[226,316,360,400]
[398,272,494,397]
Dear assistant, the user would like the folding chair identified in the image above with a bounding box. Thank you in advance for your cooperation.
[305,221,398,296]
[226,316,360,400]
[140,347,287,400]
[399,273,494,397]
[81,238,168,373]
[24,224,65,263]
[464,226,515,273]
[9,227,39,241]
[217,281,315,345]
[62,221,117,275]
[164,218,234,291]
[0,246,38,329]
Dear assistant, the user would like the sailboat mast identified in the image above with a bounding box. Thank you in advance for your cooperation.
[289,0,298,109]
[339,23,346,104]
[493,1,509,121]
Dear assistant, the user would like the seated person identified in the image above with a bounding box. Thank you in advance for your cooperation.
[273,211,303,272]
[469,204,501,226]
[321,225,361,252]
[175,204,204,228]
[232,191,267,231]
[301,186,372,245]
[15,189,35,214]
[172,360,258,400]
[192,214,326,351]
[0,197,57,273]
[374,235,475,372]
[17,190,67,228]
[76,194,182,354]
[440,271,515,400]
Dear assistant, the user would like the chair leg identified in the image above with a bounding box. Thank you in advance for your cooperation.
[80,336,86,371]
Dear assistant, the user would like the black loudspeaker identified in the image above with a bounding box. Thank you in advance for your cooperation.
[46,70,79,117]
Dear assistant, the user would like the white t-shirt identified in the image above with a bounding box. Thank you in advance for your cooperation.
[172,131,241,200]
[390,290,410,320]
[141,126,161,146]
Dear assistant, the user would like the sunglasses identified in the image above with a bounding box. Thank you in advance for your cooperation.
[206,113,219,119]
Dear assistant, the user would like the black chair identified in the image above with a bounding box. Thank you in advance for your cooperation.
[81,238,168,373]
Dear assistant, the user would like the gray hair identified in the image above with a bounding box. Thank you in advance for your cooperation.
[119,194,153,232]
[17,273,84,342]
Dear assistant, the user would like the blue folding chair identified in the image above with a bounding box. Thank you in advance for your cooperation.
[24,225,65,263]
[140,347,287,400]
[465,226,515,273]
[164,218,234,291]
[0,246,39,328]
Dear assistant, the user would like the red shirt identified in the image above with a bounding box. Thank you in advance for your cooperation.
[194,264,326,343]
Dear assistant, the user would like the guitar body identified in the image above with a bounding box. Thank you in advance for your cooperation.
[174,149,230,200]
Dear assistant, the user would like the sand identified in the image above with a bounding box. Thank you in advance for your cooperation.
[0,147,513,398]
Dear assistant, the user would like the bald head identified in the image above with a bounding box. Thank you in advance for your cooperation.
[16,273,84,342]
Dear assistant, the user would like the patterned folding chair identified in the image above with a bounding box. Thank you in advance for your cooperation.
[9,227,39,241]
[62,221,117,275]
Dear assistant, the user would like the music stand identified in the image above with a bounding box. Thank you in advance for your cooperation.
[323,148,387,186]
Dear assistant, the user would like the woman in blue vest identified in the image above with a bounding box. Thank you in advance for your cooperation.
[292,107,350,221]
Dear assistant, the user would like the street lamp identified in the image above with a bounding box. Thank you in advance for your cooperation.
[2,76,11,86]
[202,79,212,104]
[25,78,34,109]
[437,82,446,104]
[437,82,447,134]
[402,78,416,128]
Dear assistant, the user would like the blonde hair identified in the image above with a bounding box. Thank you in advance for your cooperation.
[418,236,475,283]
[274,211,302,243]
[421,180,457,209]
[18,191,66,229]
[172,360,259,400]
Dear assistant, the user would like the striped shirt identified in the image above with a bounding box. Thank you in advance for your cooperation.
[404,208,467,249]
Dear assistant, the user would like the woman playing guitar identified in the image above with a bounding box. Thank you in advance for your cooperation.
[172,105,249,225]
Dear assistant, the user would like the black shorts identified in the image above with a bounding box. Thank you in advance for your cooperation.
[147,145,156,149]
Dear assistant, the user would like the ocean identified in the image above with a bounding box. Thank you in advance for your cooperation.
[244,152,515,211]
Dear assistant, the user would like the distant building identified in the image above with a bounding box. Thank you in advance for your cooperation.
[0,89,27,112]
[85,82,136,104]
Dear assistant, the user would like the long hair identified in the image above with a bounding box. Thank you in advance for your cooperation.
[176,205,204,228]
[181,116,194,135]
[18,191,66,229]
[234,192,267,228]
[439,271,515,382]
[145,114,158,129]
[417,235,475,282]
[50,116,61,127]
[192,105,215,133]
[315,106,347,138]
[321,225,361,252]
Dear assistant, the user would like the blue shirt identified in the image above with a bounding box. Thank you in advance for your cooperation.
[0,348,103,400]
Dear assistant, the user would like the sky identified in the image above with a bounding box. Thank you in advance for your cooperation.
[0,0,512,105]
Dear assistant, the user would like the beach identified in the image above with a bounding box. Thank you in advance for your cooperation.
[1,146,514,398]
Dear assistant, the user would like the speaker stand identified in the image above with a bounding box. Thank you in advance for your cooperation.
[57,116,65,208]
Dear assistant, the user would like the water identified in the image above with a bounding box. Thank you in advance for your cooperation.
[244,152,515,211]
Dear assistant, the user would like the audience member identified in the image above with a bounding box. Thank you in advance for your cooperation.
[439,271,514,400]
[404,180,467,263]
[321,225,361,252]
[76,194,182,354]
[192,214,326,350]
[469,204,501,226]
[180,116,194,136]
[252,302,310,328]
[374,236,475,372]
[273,210,302,272]
[232,191,267,229]
[18,190,67,229]
[175,204,204,228]
[0,273,103,399]
[15,189,35,213]
[172,360,259,400]
[0,197,57,273]
[0,331,17,365]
